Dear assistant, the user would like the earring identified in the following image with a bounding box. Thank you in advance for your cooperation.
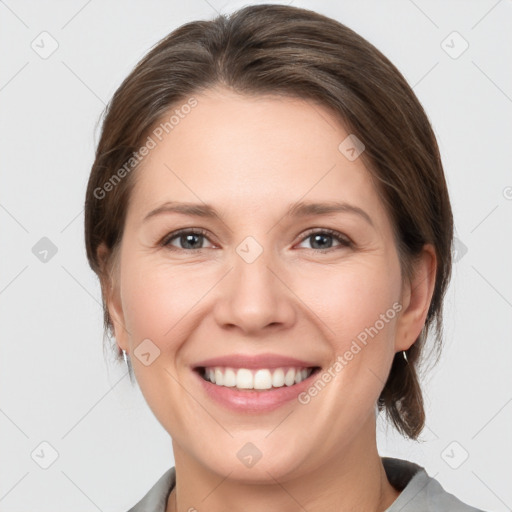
[402,350,408,363]
[121,349,136,383]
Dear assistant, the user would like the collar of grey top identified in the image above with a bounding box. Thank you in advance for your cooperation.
[126,456,486,512]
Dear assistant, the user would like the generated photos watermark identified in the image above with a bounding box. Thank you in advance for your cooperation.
[93,97,198,200]
[298,301,403,404]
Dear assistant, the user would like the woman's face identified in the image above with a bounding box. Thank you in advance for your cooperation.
[108,87,421,481]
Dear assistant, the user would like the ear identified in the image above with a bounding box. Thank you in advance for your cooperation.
[394,243,437,352]
[97,242,130,352]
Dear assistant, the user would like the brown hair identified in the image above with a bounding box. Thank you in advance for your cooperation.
[85,4,453,440]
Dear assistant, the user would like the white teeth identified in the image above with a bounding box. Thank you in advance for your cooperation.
[272,368,285,388]
[285,368,295,386]
[223,368,236,387]
[236,369,253,389]
[202,366,314,390]
[254,369,272,390]
[215,368,224,386]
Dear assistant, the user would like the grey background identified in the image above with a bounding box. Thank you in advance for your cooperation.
[0,0,511,511]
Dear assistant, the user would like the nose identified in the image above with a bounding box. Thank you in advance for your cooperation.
[212,244,296,335]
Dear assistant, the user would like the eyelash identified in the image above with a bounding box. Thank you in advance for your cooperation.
[160,228,353,253]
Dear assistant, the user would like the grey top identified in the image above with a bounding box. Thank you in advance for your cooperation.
[127,457,485,511]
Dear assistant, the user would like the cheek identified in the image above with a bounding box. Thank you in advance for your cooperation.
[118,256,205,418]
[293,258,402,356]
[119,255,212,350]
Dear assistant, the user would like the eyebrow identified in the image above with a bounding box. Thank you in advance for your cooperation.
[143,200,374,227]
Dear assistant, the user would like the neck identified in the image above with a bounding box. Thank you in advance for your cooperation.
[166,415,400,512]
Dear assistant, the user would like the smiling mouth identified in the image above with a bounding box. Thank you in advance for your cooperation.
[195,366,321,391]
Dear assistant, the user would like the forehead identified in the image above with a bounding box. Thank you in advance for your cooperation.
[126,87,390,231]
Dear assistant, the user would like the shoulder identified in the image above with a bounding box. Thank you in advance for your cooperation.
[124,460,487,512]
[126,467,176,512]
[382,457,487,512]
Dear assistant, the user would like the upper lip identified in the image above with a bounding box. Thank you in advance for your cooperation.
[193,353,320,370]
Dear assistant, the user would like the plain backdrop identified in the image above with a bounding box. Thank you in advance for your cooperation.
[0,1,511,511]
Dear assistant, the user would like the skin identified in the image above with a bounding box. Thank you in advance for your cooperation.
[100,87,436,512]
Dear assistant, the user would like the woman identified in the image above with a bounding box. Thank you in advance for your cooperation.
[84,4,485,511]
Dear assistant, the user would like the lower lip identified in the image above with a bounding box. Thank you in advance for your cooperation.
[193,368,320,413]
